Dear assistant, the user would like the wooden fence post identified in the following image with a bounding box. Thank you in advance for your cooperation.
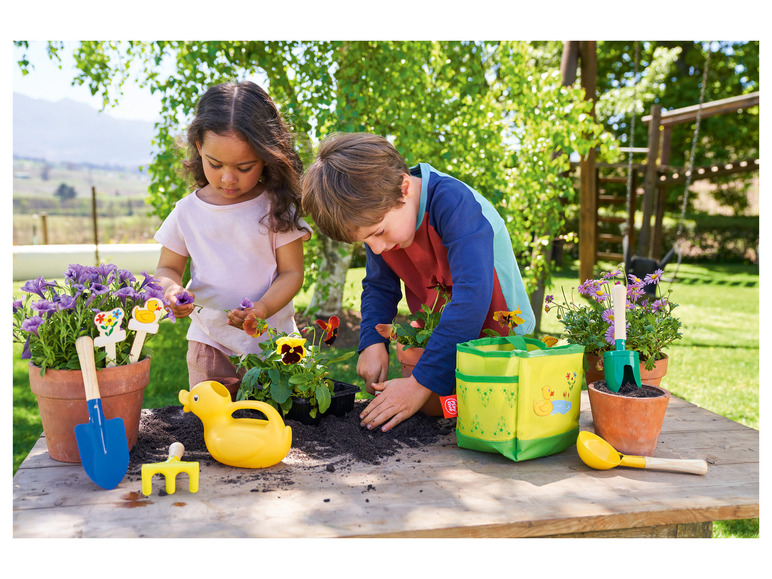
[579,41,597,284]
[638,104,661,259]
[91,186,99,265]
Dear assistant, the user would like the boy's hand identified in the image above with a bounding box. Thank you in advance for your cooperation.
[359,375,433,432]
[227,303,268,329]
[164,286,196,320]
[357,343,389,393]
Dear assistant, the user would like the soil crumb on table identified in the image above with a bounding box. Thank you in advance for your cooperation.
[128,401,456,484]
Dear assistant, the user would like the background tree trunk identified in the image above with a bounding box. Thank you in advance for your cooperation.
[305,234,353,316]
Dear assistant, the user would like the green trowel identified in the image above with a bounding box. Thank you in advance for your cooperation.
[603,283,641,392]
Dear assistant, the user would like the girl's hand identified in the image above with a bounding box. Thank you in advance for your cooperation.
[165,286,196,320]
[359,375,433,432]
[227,303,268,329]
[356,343,389,394]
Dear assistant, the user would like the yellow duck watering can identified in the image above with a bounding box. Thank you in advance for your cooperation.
[178,380,292,469]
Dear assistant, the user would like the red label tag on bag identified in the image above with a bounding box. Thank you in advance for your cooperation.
[440,395,458,418]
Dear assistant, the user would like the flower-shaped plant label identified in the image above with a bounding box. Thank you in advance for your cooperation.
[93,307,127,367]
[94,308,126,344]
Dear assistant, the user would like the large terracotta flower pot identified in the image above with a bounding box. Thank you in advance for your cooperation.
[585,353,669,387]
[395,342,425,378]
[28,358,151,463]
[587,380,670,456]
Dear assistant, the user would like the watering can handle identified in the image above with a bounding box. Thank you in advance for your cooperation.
[612,284,627,342]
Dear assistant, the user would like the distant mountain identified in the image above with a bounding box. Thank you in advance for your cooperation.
[13,93,156,168]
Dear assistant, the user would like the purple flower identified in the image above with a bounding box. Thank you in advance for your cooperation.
[90,283,109,295]
[57,295,78,311]
[627,274,645,288]
[545,295,554,304]
[21,336,31,359]
[604,323,616,346]
[163,307,176,324]
[644,269,664,286]
[95,263,117,282]
[138,271,162,292]
[177,291,195,306]
[22,316,44,337]
[117,269,137,285]
[64,264,89,285]
[20,277,56,299]
[602,308,614,324]
[12,299,23,313]
[114,286,139,306]
[240,298,254,310]
[32,299,57,315]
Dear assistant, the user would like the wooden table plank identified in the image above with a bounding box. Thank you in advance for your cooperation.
[13,392,758,538]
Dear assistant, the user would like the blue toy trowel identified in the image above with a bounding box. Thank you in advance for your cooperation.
[74,336,129,489]
[603,284,642,392]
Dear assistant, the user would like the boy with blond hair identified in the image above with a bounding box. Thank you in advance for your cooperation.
[302,133,534,432]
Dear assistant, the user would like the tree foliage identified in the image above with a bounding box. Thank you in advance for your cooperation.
[16,40,611,311]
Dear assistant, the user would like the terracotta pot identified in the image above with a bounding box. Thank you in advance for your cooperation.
[585,353,669,387]
[28,358,151,463]
[587,380,670,456]
[395,342,425,378]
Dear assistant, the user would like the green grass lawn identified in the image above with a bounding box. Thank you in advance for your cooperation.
[12,259,759,537]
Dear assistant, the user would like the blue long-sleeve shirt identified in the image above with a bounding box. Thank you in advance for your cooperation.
[358,163,535,396]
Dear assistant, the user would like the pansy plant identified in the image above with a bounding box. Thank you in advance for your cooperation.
[231,310,354,420]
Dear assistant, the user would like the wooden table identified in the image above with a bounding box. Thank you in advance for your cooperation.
[13,392,758,538]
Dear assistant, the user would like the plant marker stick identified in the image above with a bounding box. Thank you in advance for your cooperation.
[613,283,627,351]
[127,298,164,364]
[93,308,126,367]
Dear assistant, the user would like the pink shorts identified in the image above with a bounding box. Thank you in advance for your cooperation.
[186,341,245,388]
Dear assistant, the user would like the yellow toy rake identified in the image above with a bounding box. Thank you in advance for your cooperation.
[141,442,199,495]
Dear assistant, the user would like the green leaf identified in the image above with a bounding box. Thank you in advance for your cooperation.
[316,383,332,414]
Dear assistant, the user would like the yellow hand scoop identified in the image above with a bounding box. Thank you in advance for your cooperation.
[577,431,708,475]
[141,442,200,495]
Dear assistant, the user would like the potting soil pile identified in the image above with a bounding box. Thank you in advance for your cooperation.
[127,401,456,487]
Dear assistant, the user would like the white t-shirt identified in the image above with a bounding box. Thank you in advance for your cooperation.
[154,190,311,357]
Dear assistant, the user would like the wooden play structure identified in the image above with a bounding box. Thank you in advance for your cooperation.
[562,41,759,283]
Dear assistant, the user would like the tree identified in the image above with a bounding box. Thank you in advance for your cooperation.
[53,183,76,203]
[16,40,608,321]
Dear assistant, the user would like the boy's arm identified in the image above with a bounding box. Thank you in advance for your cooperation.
[358,247,402,352]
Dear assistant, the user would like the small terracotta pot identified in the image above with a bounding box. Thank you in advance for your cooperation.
[211,376,242,401]
[585,353,669,387]
[28,358,151,463]
[587,380,670,456]
[395,342,425,378]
